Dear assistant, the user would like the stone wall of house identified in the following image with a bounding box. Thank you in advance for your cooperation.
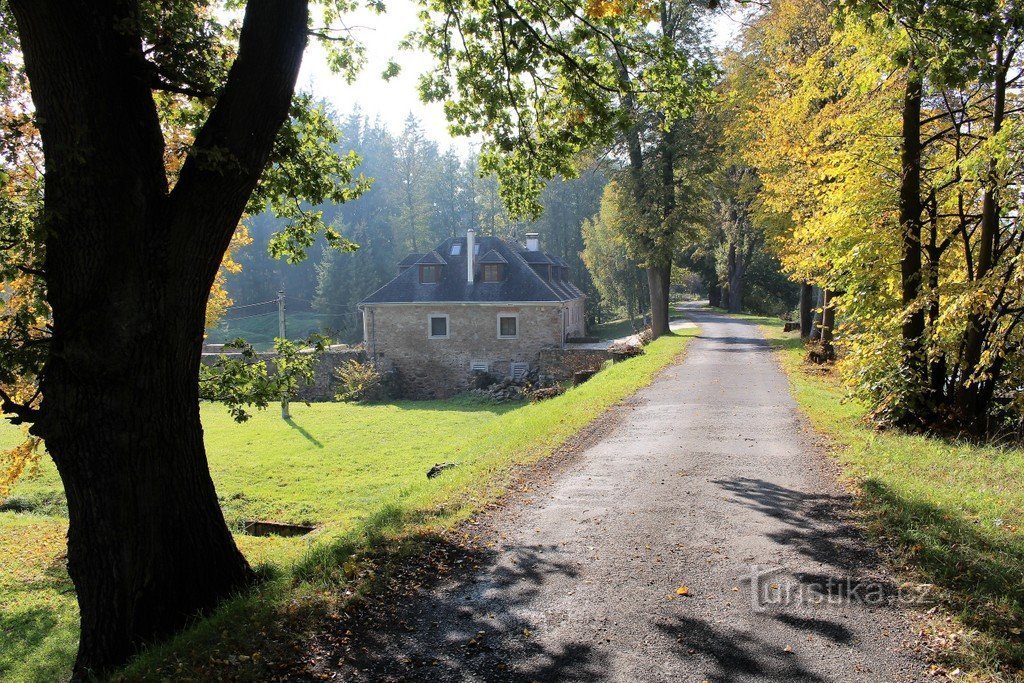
[364,303,566,398]
[537,348,614,383]
[201,347,366,402]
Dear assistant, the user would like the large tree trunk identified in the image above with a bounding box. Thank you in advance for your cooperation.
[647,261,672,337]
[47,321,253,676]
[799,282,813,340]
[10,1,310,676]
[899,70,927,390]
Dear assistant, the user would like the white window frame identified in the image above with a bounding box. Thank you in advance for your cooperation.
[497,313,519,339]
[428,313,449,339]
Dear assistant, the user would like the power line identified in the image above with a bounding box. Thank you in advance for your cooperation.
[224,298,279,311]
[215,311,278,324]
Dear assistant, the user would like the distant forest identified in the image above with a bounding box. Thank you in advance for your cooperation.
[212,110,609,347]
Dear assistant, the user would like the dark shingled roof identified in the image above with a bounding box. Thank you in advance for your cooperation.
[478,249,508,264]
[397,253,424,267]
[414,250,447,265]
[360,235,584,304]
[520,250,553,264]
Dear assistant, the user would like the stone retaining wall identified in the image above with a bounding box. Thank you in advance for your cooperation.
[201,347,366,402]
[538,348,615,383]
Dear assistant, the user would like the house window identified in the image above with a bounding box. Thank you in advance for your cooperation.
[482,264,503,282]
[428,314,449,339]
[497,314,518,339]
[420,265,441,284]
[450,243,461,256]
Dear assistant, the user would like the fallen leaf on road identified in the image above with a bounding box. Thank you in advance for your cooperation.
[783,645,794,654]
[676,586,690,596]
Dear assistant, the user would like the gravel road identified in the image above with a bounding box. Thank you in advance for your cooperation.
[329,306,927,682]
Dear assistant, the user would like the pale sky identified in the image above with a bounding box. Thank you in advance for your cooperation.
[297,1,743,155]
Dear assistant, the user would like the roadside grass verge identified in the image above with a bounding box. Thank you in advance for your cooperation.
[743,313,1024,680]
[591,314,687,341]
[0,329,693,681]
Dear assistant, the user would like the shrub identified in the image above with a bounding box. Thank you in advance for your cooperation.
[334,360,390,403]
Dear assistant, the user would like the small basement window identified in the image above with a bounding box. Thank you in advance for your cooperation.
[497,314,518,339]
[428,314,449,339]
[482,264,503,282]
[420,265,441,284]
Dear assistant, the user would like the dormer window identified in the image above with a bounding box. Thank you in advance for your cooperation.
[482,264,504,282]
[420,265,441,284]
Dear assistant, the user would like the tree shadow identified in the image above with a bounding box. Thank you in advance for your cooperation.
[859,479,1024,670]
[714,476,1024,672]
[713,477,883,577]
[655,615,829,683]
[284,417,324,448]
[387,396,526,416]
[291,520,609,682]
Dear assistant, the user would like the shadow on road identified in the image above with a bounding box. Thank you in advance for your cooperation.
[300,535,609,682]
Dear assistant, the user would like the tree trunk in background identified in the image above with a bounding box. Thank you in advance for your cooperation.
[799,283,813,340]
[726,242,742,313]
[820,290,836,359]
[810,288,824,341]
[899,70,927,394]
[9,1,309,676]
[647,261,672,337]
[708,283,721,308]
[958,42,1007,432]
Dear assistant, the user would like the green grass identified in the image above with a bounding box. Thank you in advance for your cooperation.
[591,315,646,340]
[591,314,685,341]
[0,329,693,681]
[747,314,1024,681]
[206,311,350,351]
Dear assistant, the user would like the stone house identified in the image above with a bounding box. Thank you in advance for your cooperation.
[358,230,586,397]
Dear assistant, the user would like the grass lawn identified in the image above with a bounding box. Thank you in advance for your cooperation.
[748,314,1024,680]
[0,329,693,681]
[591,314,686,341]
[205,310,352,351]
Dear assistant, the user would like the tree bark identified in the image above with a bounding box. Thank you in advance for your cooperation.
[708,282,721,308]
[899,70,926,389]
[9,0,310,676]
[810,287,824,342]
[958,41,1008,431]
[820,289,836,359]
[799,282,813,340]
[726,241,742,313]
[647,261,672,337]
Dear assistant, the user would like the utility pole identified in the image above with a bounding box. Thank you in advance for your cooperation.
[278,289,289,420]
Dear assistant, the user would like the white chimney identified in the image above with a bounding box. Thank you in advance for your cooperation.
[525,232,540,252]
[466,229,475,283]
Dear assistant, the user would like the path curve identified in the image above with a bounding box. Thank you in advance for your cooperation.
[329,306,926,682]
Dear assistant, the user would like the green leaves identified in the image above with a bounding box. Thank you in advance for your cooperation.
[411,0,715,218]
[249,95,371,263]
[199,334,332,423]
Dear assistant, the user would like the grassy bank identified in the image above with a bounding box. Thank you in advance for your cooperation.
[750,316,1024,680]
[0,329,693,681]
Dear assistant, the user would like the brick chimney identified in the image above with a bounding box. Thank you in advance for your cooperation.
[526,232,540,251]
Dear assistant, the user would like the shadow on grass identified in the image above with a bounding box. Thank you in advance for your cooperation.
[860,478,1024,673]
[123,502,607,681]
[0,605,78,683]
[284,417,324,448]
[385,395,527,415]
